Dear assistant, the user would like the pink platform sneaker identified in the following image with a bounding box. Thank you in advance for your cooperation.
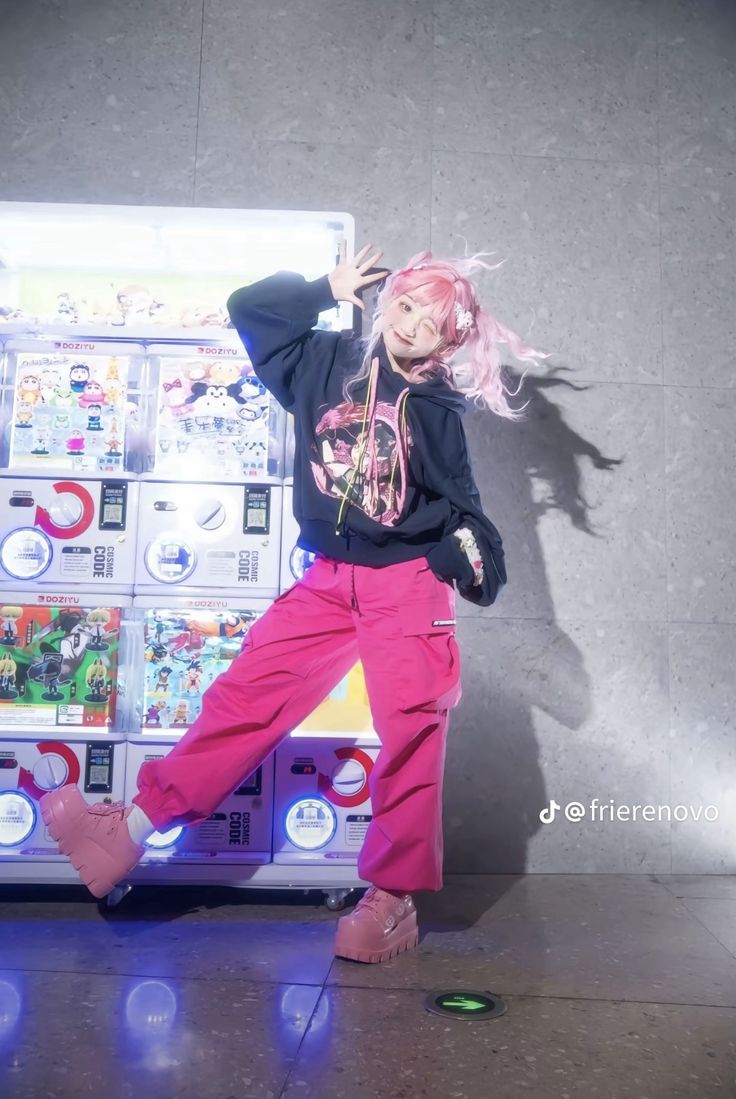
[334,885,419,963]
[40,785,145,899]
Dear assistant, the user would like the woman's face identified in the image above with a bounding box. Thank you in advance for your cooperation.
[381,291,449,369]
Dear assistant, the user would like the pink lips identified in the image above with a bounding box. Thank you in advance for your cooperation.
[395,330,413,346]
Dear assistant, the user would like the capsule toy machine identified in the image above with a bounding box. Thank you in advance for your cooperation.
[0,336,141,885]
[126,591,282,881]
[0,337,143,596]
[273,413,381,890]
[0,198,359,902]
[133,341,286,599]
[126,337,288,884]
[0,588,133,883]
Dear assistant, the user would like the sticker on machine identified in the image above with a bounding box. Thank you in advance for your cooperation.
[59,546,93,579]
[345,813,372,845]
[204,549,238,580]
[57,705,85,724]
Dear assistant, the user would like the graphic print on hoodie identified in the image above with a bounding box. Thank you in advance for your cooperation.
[311,371,413,527]
[227,269,507,606]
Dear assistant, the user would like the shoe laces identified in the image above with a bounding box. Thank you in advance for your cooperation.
[358,885,410,924]
[88,799,126,818]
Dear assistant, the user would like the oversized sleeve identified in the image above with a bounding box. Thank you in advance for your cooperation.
[226,271,340,412]
[421,409,508,607]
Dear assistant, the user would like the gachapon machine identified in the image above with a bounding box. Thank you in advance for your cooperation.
[134,340,288,599]
[143,342,281,482]
[0,197,369,907]
[0,589,133,884]
[0,476,138,594]
[124,593,277,880]
[0,338,145,475]
[133,478,284,598]
[0,337,143,595]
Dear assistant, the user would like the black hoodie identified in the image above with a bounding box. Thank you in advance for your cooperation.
[226,270,507,606]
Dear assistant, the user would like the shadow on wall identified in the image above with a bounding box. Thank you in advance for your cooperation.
[442,366,625,895]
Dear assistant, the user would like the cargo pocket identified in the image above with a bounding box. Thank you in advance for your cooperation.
[396,601,462,711]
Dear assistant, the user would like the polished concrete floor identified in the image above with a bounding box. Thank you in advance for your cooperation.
[1,873,735,1098]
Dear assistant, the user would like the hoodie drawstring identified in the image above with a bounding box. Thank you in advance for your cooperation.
[334,355,410,536]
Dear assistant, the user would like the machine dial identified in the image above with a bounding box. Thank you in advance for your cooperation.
[193,497,226,531]
[47,493,84,528]
[331,758,367,798]
[32,753,70,791]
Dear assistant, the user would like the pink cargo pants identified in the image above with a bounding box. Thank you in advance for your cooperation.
[133,553,463,892]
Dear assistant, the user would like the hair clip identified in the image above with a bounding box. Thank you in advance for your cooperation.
[454,302,475,332]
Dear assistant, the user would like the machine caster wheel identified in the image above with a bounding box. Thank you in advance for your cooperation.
[324,889,352,912]
[102,883,132,909]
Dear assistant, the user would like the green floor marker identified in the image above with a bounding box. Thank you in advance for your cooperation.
[424,990,507,1021]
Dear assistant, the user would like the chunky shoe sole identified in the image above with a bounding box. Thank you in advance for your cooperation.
[41,787,141,900]
[334,918,419,964]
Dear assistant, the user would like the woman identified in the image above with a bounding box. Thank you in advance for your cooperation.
[41,242,548,964]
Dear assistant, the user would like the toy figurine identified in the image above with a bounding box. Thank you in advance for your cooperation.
[78,381,105,408]
[144,639,169,663]
[182,659,203,695]
[30,429,50,455]
[104,433,122,457]
[172,700,189,725]
[145,699,168,726]
[66,431,85,456]
[28,652,69,702]
[154,665,173,692]
[152,613,166,642]
[0,606,22,647]
[85,403,103,431]
[115,284,153,325]
[40,369,61,404]
[84,657,108,703]
[0,654,18,699]
[85,609,111,651]
[208,361,243,387]
[53,384,75,408]
[14,402,33,428]
[56,292,79,323]
[103,378,125,405]
[69,363,90,393]
[18,374,41,405]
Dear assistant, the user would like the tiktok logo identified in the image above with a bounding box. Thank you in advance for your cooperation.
[539,799,561,824]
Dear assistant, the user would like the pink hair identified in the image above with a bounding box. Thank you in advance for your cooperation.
[343,246,551,420]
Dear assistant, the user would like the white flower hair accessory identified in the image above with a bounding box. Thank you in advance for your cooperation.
[454,301,475,332]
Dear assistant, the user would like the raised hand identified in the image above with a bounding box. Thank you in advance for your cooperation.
[327,241,390,312]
